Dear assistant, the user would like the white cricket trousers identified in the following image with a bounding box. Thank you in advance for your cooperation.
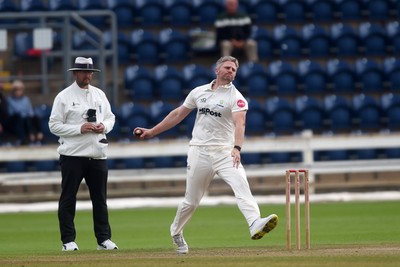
[170,145,261,236]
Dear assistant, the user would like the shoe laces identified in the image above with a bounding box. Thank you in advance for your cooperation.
[172,234,186,247]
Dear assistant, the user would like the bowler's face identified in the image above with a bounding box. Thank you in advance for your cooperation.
[75,70,93,88]
[216,61,237,84]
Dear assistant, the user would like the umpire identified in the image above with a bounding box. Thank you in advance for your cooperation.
[49,57,118,251]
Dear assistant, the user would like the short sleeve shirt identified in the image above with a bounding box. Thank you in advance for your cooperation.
[183,81,248,146]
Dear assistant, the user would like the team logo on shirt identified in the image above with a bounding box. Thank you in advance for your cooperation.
[198,108,222,117]
[237,99,246,108]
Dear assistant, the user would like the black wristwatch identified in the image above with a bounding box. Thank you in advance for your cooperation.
[234,145,241,152]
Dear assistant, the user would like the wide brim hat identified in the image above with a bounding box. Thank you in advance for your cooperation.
[67,57,101,72]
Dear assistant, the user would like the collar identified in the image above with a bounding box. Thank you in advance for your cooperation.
[207,80,233,91]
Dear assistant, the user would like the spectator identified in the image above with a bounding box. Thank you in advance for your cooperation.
[215,0,258,62]
[6,80,43,145]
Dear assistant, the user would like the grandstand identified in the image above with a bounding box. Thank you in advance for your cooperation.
[1,0,400,202]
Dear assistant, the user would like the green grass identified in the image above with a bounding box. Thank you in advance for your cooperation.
[0,201,399,266]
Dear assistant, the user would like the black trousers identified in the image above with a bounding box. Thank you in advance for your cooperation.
[58,155,111,245]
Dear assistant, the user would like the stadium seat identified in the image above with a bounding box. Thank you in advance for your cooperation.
[118,102,151,137]
[353,148,378,160]
[323,94,353,133]
[358,22,388,56]
[77,0,107,28]
[241,153,263,165]
[149,101,179,138]
[236,62,270,97]
[279,0,308,23]
[352,94,382,132]
[249,0,280,24]
[307,0,336,22]
[273,25,303,58]
[381,93,400,131]
[315,150,350,161]
[154,65,185,101]
[20,0,47,11]
[106,0,136,27]
[355,58,384,93]
[13,32,34,58]
[297,60,328,95]
[383,57,400,91]
[386,21,400,55]
[5,161,27,173]
[265,97,296,135]
[34,104,58,143]
[251,26,276,60]
[49,0,76,10]
[193,0,223,25]
[326,59,356,94]
[34,160,57,171]
[294,96,325,133]
[364,0,391,21]
[164,0,193,26]
[129,29,160,64]
[124,65,155,101]
[0,0,17,23]
[72,30,98,51]
[246,99,267,136]
[183,64,214,90]
[268,61,299,95]
[103,31,130,64]
[330,23,360,57]
[336,0,363,21]
[159,28,190,63]
[135,0,164,26]
[301,24,332,57]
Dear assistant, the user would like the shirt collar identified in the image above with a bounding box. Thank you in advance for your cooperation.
[206,80,233,91]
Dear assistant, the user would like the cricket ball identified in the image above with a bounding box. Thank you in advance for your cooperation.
[134,129,143,137]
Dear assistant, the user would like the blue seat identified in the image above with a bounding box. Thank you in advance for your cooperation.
[236,62,269,97]
[279,0,307,23]
[241,153,263,165]
[301,24,332,57]
[251,26,276,60]
[77,0,107,28]
[193,0,223,25]
[0,0,17,23]
[121,158,145,169]
[355,58,384,93]
[330,23,360,56]
[358,22,388,56]
[164,0,193,26]
[265,97,296,135]
[352,94,382,132]
[124,65,155,101]
[384,148,400,159]
[118,102,151,136]
[381,93,400,131]
[353,148,378,160]
[72,30,98,50]
[246,99,267,136]
[298,60,328,95]
[273,25,303,58]
[383,57,400,91]
[315,150,350,161]
[386,21,400,55]
[130,29,160,64]
[154,65,185,101]
[364,0,391,20]
[103,31,130,64]
[323,94,353,133]
[6,161,27,173]
[294,96,325,133]
[13,32,34,58]
[159,28,190,63]
[250,0,280,24]
[149,101,179,138]
[34,160,57,171]
[107,0,136,27]
[326,59,356,94]
[20,0,47,11]
[183,64,214,90]
[188,27,218,55]
[336,0,363,21]
[269,61,299,95]
[307,0,336,22]
[48,0,76,10]
[135,0,164,26]
[34,104,58,143]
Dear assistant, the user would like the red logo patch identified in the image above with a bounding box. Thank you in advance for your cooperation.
[237,99,246,108]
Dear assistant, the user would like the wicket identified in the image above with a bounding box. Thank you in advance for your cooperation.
[285,169,310,250]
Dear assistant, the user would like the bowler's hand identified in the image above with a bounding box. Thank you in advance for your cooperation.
[133,127,154,139]
[231,148,241,168]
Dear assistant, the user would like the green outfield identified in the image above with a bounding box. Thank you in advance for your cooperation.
[0,200,399,267]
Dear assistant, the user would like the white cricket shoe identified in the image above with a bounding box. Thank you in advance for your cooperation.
[62,241,79,251]
[172,233,189,254]
[250,214,278,240]
[97,239,118,250]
